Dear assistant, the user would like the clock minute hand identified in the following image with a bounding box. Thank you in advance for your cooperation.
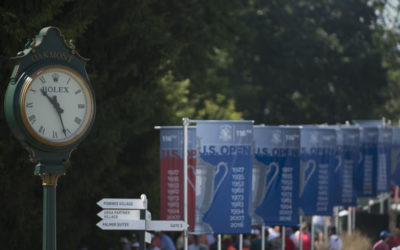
[52,95,67,136]
[40,89,67,136]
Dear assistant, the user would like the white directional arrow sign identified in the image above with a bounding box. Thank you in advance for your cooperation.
[146,220,187,231]
[97,210,140,220]
[97,198,147,210]
[96,220,145,230]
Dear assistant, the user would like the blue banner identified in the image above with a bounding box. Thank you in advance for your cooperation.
[195,120,253,234]
[392,127,400,186]
[377,126,392,193]
[355,126,378,197]
[299,126,336,216]
[253,126,300,226]
[334,126,360,206]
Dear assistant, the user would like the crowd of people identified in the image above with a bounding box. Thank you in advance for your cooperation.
[112,224,400,250]
[114,223,345,250]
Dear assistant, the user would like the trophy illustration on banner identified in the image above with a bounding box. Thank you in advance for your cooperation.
[194,155,228,233]
[251,159,279,225]
[334,155,342,173]
[300,159,316,197]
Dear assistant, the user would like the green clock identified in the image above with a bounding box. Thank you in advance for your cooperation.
[4,27,96,163]
[20,66,95,146]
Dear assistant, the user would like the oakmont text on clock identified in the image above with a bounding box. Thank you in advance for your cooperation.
[31,51,73,63]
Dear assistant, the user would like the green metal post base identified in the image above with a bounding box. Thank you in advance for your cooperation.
[35,162,65,250]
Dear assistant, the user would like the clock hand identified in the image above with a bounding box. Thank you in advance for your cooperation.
[52,95,64,114]
[40,89,67,136]
[52,96,67,136]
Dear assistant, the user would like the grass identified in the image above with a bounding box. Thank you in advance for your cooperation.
[341,230,372,250]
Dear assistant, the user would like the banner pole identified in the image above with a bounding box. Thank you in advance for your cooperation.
[239,234,243,250]
[347,207,351,235]
[218,234,222,250]
[396,186,399,218]
[351,207,357,231]
[183,118,189,250]
[282,226,286,250]
[334,206,339,234]
[261,225,265,250]
[299,216,303,250]
[311,218,314,250]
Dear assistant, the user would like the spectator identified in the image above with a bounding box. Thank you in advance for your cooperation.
[373,230,392,250]
[159,232,176,250]
[132,242,140,250]
[188,235,208,250]
[284,228,296,250]
[250,229,269,250]
[296,223,311,250]
[314,232,325,250]
[120,237,132,250]
[328,226,342,250]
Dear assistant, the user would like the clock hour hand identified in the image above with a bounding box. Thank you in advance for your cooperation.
[40,89,67,136]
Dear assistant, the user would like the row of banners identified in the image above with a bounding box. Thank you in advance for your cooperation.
[158,120,400,234]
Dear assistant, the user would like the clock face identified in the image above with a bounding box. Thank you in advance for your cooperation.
[20,66,94,146]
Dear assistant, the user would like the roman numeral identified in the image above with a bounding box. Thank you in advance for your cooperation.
[66,78,71,85]
[28,115,36,124]
[26,102,33,108]
[39,76,46,83]
[52,131,58,139]
[78,104,85,109]
[29,88,36,93]
[38,126,45,135]
[74,117,82,124]
[75,89,82,95]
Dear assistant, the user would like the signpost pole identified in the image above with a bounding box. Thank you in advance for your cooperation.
[183,118,189,250]
[139,209,146,250]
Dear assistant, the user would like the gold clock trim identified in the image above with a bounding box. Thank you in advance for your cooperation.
[20,65,94,147]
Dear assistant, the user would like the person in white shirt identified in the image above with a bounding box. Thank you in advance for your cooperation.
[328,226,342,250]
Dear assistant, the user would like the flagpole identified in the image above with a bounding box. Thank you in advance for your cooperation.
[183,118,189,250]
[261,225,265,250]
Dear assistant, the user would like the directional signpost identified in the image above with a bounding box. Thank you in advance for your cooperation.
[97,194,187,250]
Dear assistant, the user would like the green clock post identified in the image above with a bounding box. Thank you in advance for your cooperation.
[4,27,96,250]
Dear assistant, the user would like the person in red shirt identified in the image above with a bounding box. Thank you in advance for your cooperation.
[285,228,296,250]
[296,223,311,250]
[373,230,392,250]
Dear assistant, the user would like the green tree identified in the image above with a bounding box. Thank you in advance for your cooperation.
[227,0,390,124]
